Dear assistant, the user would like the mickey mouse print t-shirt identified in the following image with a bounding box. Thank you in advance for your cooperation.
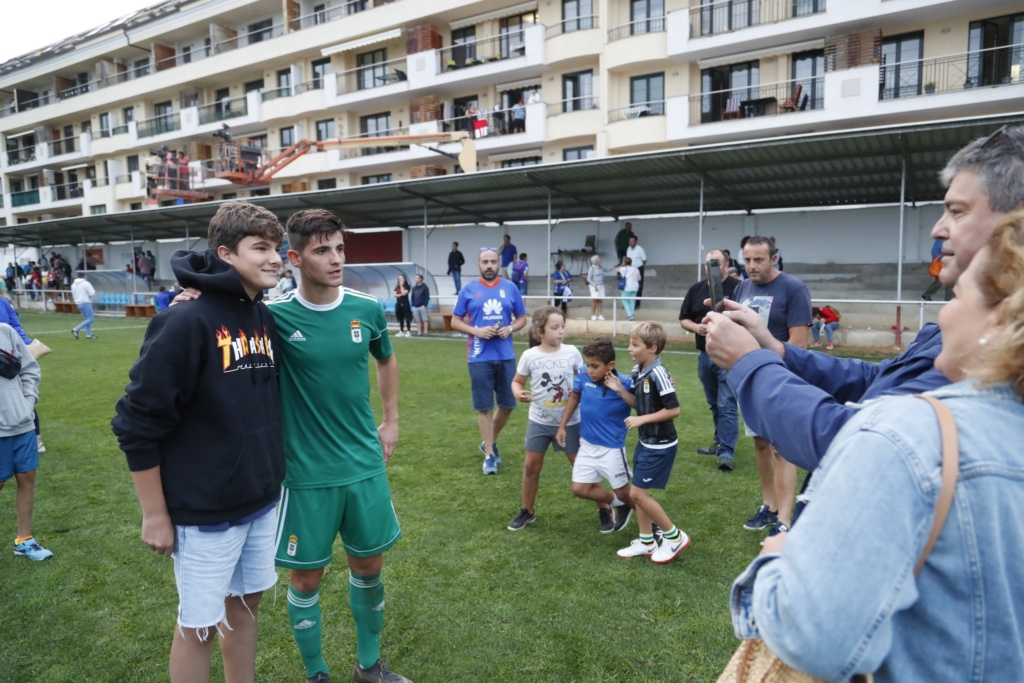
[516,344,583,426]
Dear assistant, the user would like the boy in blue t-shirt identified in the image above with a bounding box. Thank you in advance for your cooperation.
[510,253,529,295]
[450,248,528,472]
[557,338,635,533]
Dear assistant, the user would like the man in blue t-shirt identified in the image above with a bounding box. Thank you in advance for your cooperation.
[499,234,517,279]
[450,248,528,474]
[731,236,811,537]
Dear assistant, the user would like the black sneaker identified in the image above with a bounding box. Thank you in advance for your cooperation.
[307,672,331,683]
[696,442,719,455]
[716,455,734,471]
[71,328,79,339]
[742,504,778,531]
[612,505,633,532]
[598,508,614,534]
[767,521,790,537]
[353,660,412,683]
[507,507,537,531]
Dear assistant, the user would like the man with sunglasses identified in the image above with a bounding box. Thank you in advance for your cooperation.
[450,248,528,474]
[705,124,1024,473]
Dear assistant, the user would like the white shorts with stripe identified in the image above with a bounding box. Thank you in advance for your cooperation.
[571,437,631,490]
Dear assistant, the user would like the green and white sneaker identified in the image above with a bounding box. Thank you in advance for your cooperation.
[616,538,656,558]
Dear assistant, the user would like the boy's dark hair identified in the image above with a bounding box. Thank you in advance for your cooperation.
[286,209,345,252]
[208,202,284,252]
[520,253,527,259]
[583,338,616,365]
[630,321,668,355]
[159,286,167,292]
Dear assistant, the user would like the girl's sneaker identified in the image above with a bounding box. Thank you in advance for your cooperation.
[14,538,53,561]
[616,538,656,558]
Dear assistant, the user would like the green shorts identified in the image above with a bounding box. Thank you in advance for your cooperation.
[274,473,401,569]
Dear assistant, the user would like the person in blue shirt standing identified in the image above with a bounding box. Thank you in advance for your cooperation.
[450,248,528,474]
[499,234,517,280]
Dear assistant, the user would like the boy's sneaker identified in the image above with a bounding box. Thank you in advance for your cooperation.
[482,455,498,475]
[598,508,614,533]
[810,340,821,347]
[353,659,412,683]
[650,522,664,544]
[743,505,778,531]
[36,438,45,454]
[767,521,790,537]
[86,334,97,340]
[14,538,53,561]
[612,505,633,532]
[696,442,719,455]
[616,539,656,558]
[508,507,537,531]
[826,343,834,350]
[71,328,79,339]
[716,455,734,471]
[307,673,331,683]
[479,442,501,465]
[651,531,690,564]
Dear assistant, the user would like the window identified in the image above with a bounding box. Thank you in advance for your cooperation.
[357,48,387,90]
[90,205,107,215]
[700,61,757,122]
[251,188,270,197]
[968,13,1024,87]
[563,146,595,161]
[793,0,825,17]
[630,0,664,35]
[99,112,111,136]
[79,120,91,135]
[562,70,594,112]
[222,192,237,200]
[316,119,335,141]
[501,157,541,168]
[312,58,331,89]
[154,101,174,134]
[127,155,139,173]
[280,126,296,148]
[881,32,923,99]
[317,178,337,190]
[360,112,392,154]
[181,45,192,64]
[451,27,477,63]
[500,12,536,58]
[792,50,824,110]
[123,106,134,123]
[699,0,758,35]
[248,19,274,44]
[133,58,150,79]
[362,173,392,184]
[631,73,665,114]
[314,3,326,24]
[277,69,292,89]
[245,79,264,93]
[562,0,593,32]
[130,202,143,211]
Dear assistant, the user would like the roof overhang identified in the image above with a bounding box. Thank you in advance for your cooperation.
[321,28,403,56]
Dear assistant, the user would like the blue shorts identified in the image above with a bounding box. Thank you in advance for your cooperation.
[0,431,38,481]
[172,508,278,631]
[468,359,517,412]
[631,442,678,490]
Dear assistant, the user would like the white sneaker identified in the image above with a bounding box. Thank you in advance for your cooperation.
[651,531,690,564]
[591,315,597,320]
[36,438,45,453]
[616,538,656,558]
[597,315,605,321]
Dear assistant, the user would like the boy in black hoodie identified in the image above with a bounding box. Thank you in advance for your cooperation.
[112,202,285,682]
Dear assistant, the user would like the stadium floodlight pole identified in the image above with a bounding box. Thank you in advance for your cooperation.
[697,174,705,281]
[895,155,907,348]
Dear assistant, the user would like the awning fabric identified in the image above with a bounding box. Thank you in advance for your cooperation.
[321,28,403,56]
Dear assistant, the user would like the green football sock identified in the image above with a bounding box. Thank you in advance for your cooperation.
[349,571,384,670]
[288,585,328,678]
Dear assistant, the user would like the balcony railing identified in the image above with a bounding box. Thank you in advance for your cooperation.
[336,57,408,94]
[295,79,325,94]
[690,0,826,38]
[438,108,529,137]
[262,86,294,101]
[47,136,78,156]
[7,146,37,165]
[49,182,84,201]
[91,178,110,188]
[137,113,181,138]
[549,95,600,116]
[198,96,249,125]
[608,17,665,42]
[439,31,526,73]
[689,77,821,125]
[880,43,1024,100]
[58,81,94,100]
[113,174,133,184]
[10,189,40,207]
[295,0,369,29]
[546,15,598,38]
[608,100,665,123]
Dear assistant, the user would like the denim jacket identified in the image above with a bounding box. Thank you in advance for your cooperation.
[729,381,1024,682]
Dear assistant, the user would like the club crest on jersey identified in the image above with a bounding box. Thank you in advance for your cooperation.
[350,320,362,343]
[500,288,506,298]
[643,379,650,393]
[287,535,298,557]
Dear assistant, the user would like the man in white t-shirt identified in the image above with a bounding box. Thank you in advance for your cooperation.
[71,276,98,339]
[625,235,647,310]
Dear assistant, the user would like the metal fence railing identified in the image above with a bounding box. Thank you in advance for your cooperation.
[689,77,822,124]
[336,57,409,94]
[137,113,181,138]
[439,31,526,72]
[549,96,600,116]
[607,16,665,42]
[546,15,598,38]
[608,100,665,123]
[197,96,249,125]
[689,0,825,38]
[879,42,1024,100]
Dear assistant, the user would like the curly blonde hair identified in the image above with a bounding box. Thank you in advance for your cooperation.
[976,212,1024,398]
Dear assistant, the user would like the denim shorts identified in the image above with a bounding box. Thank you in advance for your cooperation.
[172,508,279,631]
[632,441,678,490]
[468,359,517,411]
[0,431,38,481]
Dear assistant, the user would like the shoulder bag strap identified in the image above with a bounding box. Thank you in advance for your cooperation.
[913,395,960,576]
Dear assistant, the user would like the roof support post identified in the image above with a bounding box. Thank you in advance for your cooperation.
[423,201,428,278]
[895,156,907,348]
[697,175,705,282]
[130,226,137,297]
[546,190,552,300]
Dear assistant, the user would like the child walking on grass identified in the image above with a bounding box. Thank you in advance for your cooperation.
[508,307,611,531]
[604,322,690,564]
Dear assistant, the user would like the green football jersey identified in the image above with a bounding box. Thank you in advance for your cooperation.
[267,287,393,488]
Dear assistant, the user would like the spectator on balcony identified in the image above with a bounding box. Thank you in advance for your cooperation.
[167,151,180,191]
[177,150,191,190]
[493,101,506,135]
[527,88,541,104]
[512,99,526,133]
[466,102,478,134]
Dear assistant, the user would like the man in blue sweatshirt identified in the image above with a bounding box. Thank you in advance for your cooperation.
[112,202,286,682]
[704,125,1024,472]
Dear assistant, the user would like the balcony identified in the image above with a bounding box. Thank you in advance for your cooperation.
[438,31,528,72]
[687,0,826,39]
[137,113,181,138]
[688,77,822,125]
[546,16,602,66]
[547,96,601,142]
[10,189,40,207]
[606,100,666,150]
[607,16,665,43]
[880,43,1024,100]
[608,100,665,123]
[6,146,37,167]
[605,18,667,70]
[198,95,249,125]
[261,86,294,102]
[329,58,410,108]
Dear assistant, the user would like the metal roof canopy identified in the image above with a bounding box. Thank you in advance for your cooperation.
[3,113,1022,249]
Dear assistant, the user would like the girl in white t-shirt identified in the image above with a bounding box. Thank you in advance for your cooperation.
[617,257,641,320]
[508,307,608,531]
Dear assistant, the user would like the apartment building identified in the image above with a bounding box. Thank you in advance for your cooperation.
[1,0,1021,228]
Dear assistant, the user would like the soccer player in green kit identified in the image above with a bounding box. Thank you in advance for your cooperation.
[269,209,409,683]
